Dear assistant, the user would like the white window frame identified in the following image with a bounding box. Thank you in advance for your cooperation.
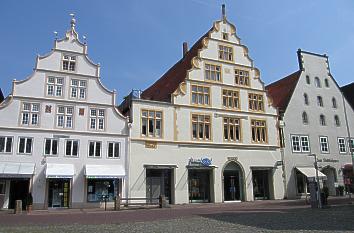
[205,64,221,82]
[348,138,354,154]
[46,76,64,97]
[70,79,87,100]
[319,136,329,154]
[89,108,105,131]
[56,106,74,129]
[141,110,163,138]
[107,142,120,158]
[21,103,40,126]
[338,138,346,154]
[291,135,301,152]
[44,138,59,156]
[88,141,102,158]
[291,135,310,153]
[0,136,13,153]
[65,139,79,157]
[18,137,33,155]
[62,55,76,72]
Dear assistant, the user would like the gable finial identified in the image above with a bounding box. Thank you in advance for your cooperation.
[222,4,226,21]
[70,13,76,31]
[53,31,58,40]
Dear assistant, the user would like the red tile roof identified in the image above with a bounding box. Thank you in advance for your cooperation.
[141,31,210,102]
[266,71,302,112]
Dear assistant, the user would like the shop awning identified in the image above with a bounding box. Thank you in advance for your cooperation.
[46,163,75,179]
[144,164,178,169]
[0,162,35,178]
[296,167,327,179]
[85,165,125,179]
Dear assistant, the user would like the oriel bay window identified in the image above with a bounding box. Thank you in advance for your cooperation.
[21,103,40,126]
[222,89,239,109]
[141,110,162,137]
[223,117,241,142]
[89,141,101,157]
[0,136,13,153]
[18,137,33,154]
[47,76,64,97]
[57,106,74,128]
[65,140,79,157]
[205,64,221,82]
[90,108,105,130]
[44,138,58,156]
[251,119,267,143]
[218,45,233,61]
[234,69,249,86]
[248,93,264,111]
[191,85,210,106]
[192,114,211,140]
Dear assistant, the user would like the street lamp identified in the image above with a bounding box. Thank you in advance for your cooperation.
[308,153,322,209]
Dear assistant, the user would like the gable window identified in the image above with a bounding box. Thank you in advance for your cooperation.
[44,138,58,156]
[338,138,346,154]
[302,112,309,124]
[205,64,221,82]
[191,85,210,106]
[57,106,74,128]
[21,103,40,126]
[65,140,79,157]
[88,141,101,157]
[291,135,310,153]
[70,79,87,99]
[251,119,267,143]
[304,93,309,105]
[306,75,310,84]
[315,77,321,88]
[192,114,211,141]
[222,32,228,40]
[334,115,340,127]
[248,93,264,112]
[141,110,162,137]
[18,137,32,154]
[332,97,337,109]
[317,96,323,107]
[108,142,120,158]
[0,136,13,153]
[223,117,241,142]
[218,45,233,61]
[222,89,239,109]
[235,69,250,86]
[47,76,64,97]
[320,114,326,126]
[325,79,329,87]
[62,55,76,71]
[319,136,329,153]
[90,108,105,130]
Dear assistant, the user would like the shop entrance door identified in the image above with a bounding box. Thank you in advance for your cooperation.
[48,179,70,208]
[9,179,29,209]
[252,170,270,200]
[223,162,244,201]
[146,169,172,204]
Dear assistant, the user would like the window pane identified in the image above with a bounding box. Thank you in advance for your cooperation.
[72,141,78,156]
[108,143,113,157]
[95,142,101,157]
[19,138,25,153]
[0,137,5,152]
[89,142,95,156]
[114,143,119,157]
[142,118,147,135]
[45,139,51,155]
[66,141,72,156]
[26,138,32,154]
[52,140,58,155]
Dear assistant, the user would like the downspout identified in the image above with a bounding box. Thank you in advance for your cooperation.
[125,118,132,202]
[279,113,287,199]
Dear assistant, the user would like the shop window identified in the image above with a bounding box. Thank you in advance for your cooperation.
[70,79,86,99]
[235,69,249,86]
[21,103,40,126]
[191,85,210,106]
[90,108,105,130]
[248,93,264,112]
[18,137,33,154]
[320,136,329,153]
[87,179,118,202]
[88,141,101,157]
[62,55,76,71]
[223,117,241,142]
[251,119,267,143]
[192,114,211,141]
[222,89,239,109]
[65,140,79,157]
[338,138,346,154]
[205,64,221,82]
[108,142,120,158]
[44,138,58,156]
[141,110,162,138]
[218,45,233,61]
[0,136,13,153]
[57,106,74,128]
[47,76,64,97]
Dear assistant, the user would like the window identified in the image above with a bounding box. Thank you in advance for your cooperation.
[218,45,233,61]
[108,142,120,158]
[205,64,221,82]
[315,77,321,88]
[21,103,40,126]
[251,119,267,143]
[0,136,13,153]
[18,137,32,154]
[70,79,87,99]
[320,114,326,126]
[62,55,76,71]
[192,114,211,140]
[304,93,309,105]
[234,69,250,86]
[222,32,228,40]
[191,85,210,106]
[57,106,74,128]
[317,96,323,107]
[222,89,239,109]
[338,138,346,154]
[88,141,101,157]
[44,138,58,156]
[90,108,105,130]
[248,93,264,111]
[306,75,310,84]
[302,112,308,124]
[334,115,340,127]
[319,136,329,153]
[141,110,162,137]
[65,140,79,157]
[325,79,329,87]
[47,76,64,97]
[223,117,241,142]
[349,139,354,153]
[291,135,310,153]
[332,97,337,109]
[87,179,116,202]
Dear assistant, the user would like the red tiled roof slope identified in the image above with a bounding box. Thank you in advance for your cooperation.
[266,71,302,112]
[141,31,210,102]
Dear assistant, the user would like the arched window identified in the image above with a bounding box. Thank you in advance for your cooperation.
[315,77,321,88]
[306,75,310,84]
[302,112,308,124]
[304,93,309,105]
[334,115,340,126]
[325,79,329,87]
[332,97,337,108]
[317,96,323,107]
[320,114,326,126]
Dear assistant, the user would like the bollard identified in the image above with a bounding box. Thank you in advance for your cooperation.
[159,195,167,208]
[114,196,121,211]
[14,200,22,214]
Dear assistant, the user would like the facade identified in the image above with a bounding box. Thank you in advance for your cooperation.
[120,7,284,204]
[0,17,129,210]
[266,50,354,199]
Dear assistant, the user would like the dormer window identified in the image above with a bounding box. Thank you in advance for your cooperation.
[63,55,76,72]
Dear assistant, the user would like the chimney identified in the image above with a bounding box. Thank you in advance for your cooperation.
[183,42,188,57]
[222,4,226,20]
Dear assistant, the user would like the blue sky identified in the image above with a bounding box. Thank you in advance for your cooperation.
[1,0,354,102]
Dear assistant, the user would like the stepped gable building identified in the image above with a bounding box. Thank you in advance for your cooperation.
[0,16,129,210]
[266,50,354,198]
[121,5,284,204]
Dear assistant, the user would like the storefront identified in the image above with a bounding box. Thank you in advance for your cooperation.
[45,163,74,208]
[223,161,244,202]
[295,167,327,196]
[252,168,272,200]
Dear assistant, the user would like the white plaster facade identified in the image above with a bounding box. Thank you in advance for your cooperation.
[0,18,128,209]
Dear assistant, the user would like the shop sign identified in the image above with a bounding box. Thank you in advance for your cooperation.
[188,157,212,167]
[318,158,339,163]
